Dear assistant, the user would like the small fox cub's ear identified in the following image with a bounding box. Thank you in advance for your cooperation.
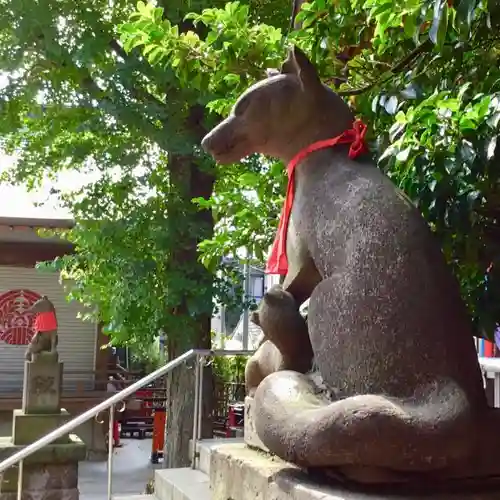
[250,310,261,326]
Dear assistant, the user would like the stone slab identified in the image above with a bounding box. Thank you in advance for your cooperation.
[6,462,79,499]
[243,396,268,453]
[189,438,243,475]
[12,410,71,446]
[210,443,500,500]
[22,358,63,415]
[112,496,154,500]
[155,468,209,500]
[22,462,78,489]
[0,434,86,466]
[0,487,79,500]
[0,436,85,497]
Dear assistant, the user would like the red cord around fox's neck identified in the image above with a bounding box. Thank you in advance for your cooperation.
[266,120,368,276]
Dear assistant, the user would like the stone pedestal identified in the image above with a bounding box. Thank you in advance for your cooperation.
[0,353,86,500]
[244,396,268,452]
[241,398,500,499]
[0,436,86,500]
[22,354,63,415]
[211,442,500,500]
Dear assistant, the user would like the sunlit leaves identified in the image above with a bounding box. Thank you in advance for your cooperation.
[2,0,500,344]
[119,1,285,102]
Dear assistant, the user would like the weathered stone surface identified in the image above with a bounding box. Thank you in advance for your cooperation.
[12,410,71,446]
[22,358,63,415]
[0,465,19,494]
[0,435,86,465]
[0,330,84,500]
[0,488,79,500]
[210,443,500,500]
[245,286,313,397]
[202,45,500,484]
[0,437,84,500]
[243,397,268,453]
[22,463,78,490]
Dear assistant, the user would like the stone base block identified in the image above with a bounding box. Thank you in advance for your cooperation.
[22,462,78,489]
[1,463,79,498]
[12,409,71,446]
[243,396,268,452]
[22,357,63,414]
[0,435,86,496]
[0,487,78,500]
[210,443,500,500]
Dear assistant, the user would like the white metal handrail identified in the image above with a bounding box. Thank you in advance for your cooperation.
[0,348,253,500]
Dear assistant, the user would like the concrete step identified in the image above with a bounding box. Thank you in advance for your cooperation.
[191,437,244,475]
[154,468,209,500]
[113,495,154,500]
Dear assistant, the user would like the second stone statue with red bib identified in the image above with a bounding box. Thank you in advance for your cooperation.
[25,295,59,361]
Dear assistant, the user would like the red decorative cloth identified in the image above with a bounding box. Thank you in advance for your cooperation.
[34,311,58,332]
[266,120,368,275]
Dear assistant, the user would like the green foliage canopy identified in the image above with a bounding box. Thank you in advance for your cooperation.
[121,0,500,337]
[1,0,500,343]
[0,0,287,349]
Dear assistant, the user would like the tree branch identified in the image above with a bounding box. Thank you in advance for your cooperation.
[107,39,176,113]
[35,37,170,148]
[335,39,433,96]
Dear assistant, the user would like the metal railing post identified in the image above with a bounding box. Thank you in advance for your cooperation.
[197,357,204,441]
[191,354,201,469]
[107,404,115,500]
[16,461,22,500]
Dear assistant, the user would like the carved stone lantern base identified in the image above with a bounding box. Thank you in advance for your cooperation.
[0,352,86,500]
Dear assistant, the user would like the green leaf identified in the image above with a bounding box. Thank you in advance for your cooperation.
[487,136,498,160]
[438,98,460,111]
[429,0,449,48]
[455,0,478,30]
[396,147,412,162]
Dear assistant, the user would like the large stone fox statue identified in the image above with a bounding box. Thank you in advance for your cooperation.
[201,45,500,485]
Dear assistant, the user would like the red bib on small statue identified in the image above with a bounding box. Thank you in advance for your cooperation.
[266,120,368,276]
[35,311,58,332]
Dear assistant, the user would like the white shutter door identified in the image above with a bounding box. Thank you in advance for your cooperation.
[0,266,97,393]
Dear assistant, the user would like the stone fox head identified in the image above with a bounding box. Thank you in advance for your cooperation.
[201,45,354,165]
[251,285,307,343]
[28,295,55,314]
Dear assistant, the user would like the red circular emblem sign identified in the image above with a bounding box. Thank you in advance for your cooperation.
[0,289,42,345]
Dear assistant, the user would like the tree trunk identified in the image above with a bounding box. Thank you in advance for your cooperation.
[163,105,216,468]
[164,327,214,468]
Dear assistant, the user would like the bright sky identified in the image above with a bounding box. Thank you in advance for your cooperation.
[0,151,86,220]
[0,73,77,220]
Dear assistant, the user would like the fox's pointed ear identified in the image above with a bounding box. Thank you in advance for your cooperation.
[292,46,322,89]
[281,47,298,75]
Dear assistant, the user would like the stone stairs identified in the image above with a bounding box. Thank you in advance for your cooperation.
[114,437,500,500]
[152,438,239,500]
[113,496,153,500]
[154,468,209,500]
[113,438,240,500]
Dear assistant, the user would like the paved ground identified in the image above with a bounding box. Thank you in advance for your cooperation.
[79,438,160,499]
